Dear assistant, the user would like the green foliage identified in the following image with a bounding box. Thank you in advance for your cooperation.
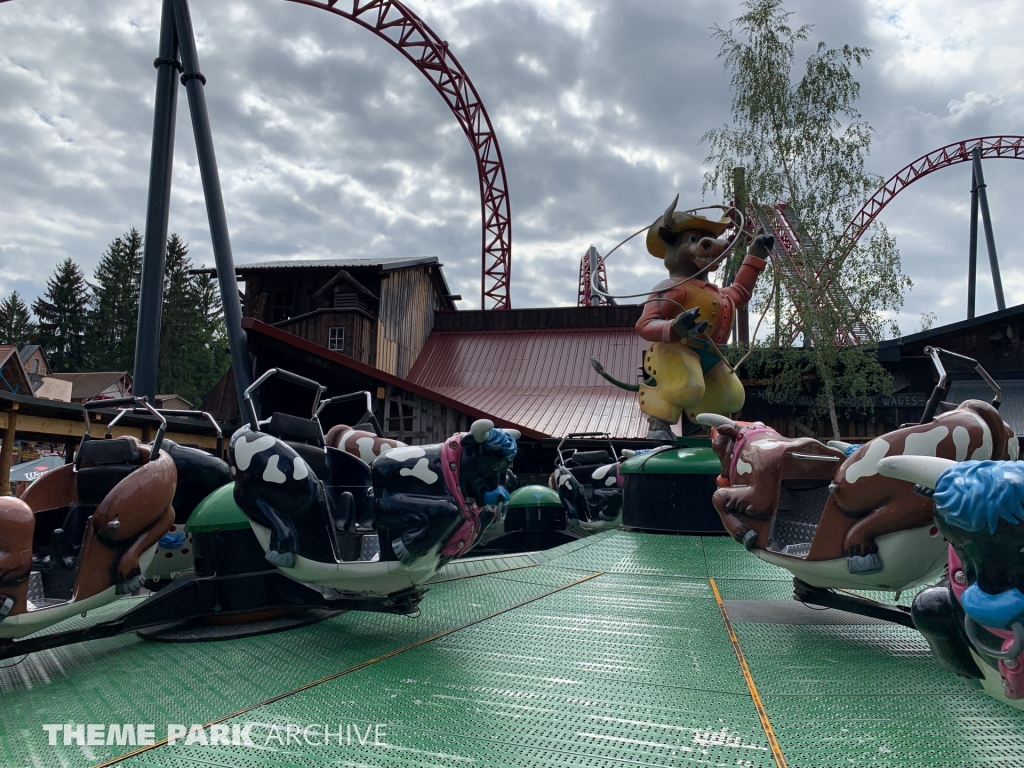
[701,0,912,433]
[0,291,37,347]
[32,258,91,372]
[22,232,228,406]
[157,234,228,406]
[86,228,143,372]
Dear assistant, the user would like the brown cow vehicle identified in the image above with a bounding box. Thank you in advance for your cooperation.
[324,424,406,464]
[0,398,176,640]
[697,397,1018,592]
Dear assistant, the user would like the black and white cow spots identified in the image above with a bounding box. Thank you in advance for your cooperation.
[232,433,310,485]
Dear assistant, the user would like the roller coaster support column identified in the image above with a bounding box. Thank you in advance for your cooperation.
[971,147,1006,312]
[171,0,253,410]
[968,162,979,319]
[134,0,180,403]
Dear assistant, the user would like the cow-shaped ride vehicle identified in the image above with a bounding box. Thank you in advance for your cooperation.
[230,370,519,596]
[697,347,1017,597]
[878,456,1024,710]
[549,432,626,533]
[0,397,231,641]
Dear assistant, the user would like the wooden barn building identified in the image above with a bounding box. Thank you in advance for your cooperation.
[202,256,1024,484]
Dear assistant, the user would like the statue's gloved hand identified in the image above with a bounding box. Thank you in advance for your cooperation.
[670,306,709,340]
[750,233,775,255]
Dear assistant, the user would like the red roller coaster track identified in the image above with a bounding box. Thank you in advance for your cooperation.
[286,1,512,309]
[842,135,1024,253]
[0,0,513,309]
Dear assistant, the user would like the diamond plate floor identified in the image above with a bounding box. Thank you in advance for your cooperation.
[1,530,1022,768]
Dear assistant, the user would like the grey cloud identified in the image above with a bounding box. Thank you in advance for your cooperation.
[0,0,1021,329]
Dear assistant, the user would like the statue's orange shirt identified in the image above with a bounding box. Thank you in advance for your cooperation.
[635,254,767,346]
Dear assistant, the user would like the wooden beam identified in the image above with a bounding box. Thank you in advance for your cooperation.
[0,404,17,495]
[0,412,218,449]
[312,268,379,301]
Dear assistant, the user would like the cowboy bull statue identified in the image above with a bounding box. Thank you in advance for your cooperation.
[697,398,1017,592]
[878,457,1024,710]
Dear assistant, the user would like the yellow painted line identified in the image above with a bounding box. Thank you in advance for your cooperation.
[709,577,788,768]
[92,570,605,768]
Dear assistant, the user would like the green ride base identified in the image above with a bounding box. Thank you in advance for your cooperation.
[2,530,1022,768]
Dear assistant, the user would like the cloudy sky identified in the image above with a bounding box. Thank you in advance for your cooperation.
[1,0,1021,337]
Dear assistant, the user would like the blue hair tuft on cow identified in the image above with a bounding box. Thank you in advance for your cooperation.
[934,460,1024,534]
[485,428,518,461]
[844,444,862,456]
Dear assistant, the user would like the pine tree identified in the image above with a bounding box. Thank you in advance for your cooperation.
[156,235,229,405]
[32,259,90,372]
[0,291,37,346]
[86,229,143,372]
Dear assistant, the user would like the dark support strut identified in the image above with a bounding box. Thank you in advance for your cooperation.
[134,0,181,403]
[134,0,253,412]
[971,147,1006,312]
[170,0,253,410]
[792,578,915,628]
[968,164,979,319]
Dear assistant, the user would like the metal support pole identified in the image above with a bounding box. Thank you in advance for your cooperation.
[588,247,599,307]
[0,405,17,496]
[968,165,979,320]
[733,167,750,345]
[171,0,253,411]
[134,0,180,403]
[971,148,1006,311]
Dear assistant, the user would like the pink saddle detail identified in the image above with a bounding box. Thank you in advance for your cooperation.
[439,435,481,558]
[949,546,1024,699]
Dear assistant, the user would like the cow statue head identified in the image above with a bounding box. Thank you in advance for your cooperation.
[696,413,846,550]
[459,419,520,511]
[879,456,1024,702]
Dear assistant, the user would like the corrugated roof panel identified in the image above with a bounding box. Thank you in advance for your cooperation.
[947,380,1024,434]
[407,328,650,438]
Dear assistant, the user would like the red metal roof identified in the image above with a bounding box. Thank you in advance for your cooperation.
[240,319,547,440]
[407,328,649,438]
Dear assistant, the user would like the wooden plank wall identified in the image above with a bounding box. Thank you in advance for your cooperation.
[277,311,375,367]
[378,267,438,378]
[381,383,472,444]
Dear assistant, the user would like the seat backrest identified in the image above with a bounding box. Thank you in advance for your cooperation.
[263,412,324,447]
[289,442,329,482]
[75,437,142,506]
[326,447,373,488]
[565,450,611,467]
[77,437,141,467]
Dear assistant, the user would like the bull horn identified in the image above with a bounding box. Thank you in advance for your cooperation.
[663,193,679,229]
[694,413,737,430]
[827,440,854,453]
[470,419,494,443]
[877,456,956,490]
[505,428,521,440]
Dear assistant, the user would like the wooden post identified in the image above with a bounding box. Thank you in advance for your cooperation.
[64,438,77,465]
[0,404,19,496]
[732,167,750,346]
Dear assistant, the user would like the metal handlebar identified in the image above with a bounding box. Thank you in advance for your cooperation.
[556,431,618,465]
[243,368,327,430]
[79,396,168,458]
[921,346,1001,425]
[315,391,384,437]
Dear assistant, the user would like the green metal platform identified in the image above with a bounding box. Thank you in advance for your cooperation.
[2,531,1023,767]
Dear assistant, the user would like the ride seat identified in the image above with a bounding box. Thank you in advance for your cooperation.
[564,450,613,486]
[325,447,375,534]
[262,412,329,480]
[75,437,143,505]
